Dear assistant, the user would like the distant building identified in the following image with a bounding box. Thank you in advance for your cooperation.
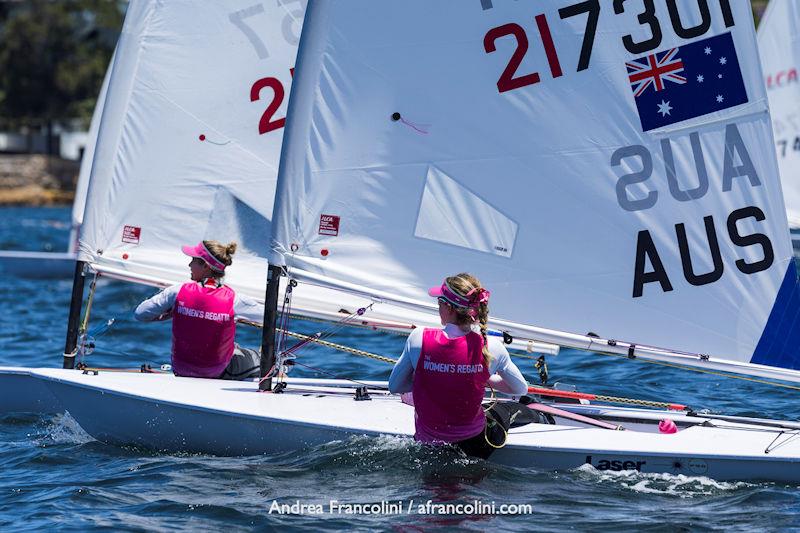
[0,121,89,161]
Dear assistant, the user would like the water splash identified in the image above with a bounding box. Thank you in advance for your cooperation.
[573,464,757,497]
[37,412,95,447]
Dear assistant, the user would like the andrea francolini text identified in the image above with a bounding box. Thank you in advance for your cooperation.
[268,499,532,515]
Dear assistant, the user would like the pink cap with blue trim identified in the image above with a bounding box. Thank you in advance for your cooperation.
[181,242,227,272]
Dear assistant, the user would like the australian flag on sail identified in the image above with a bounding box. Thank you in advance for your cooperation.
[627,32,748,132]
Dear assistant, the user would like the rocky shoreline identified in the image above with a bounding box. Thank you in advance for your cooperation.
[0,154,79,206]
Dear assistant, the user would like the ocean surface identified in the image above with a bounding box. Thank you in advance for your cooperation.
[1,206,800,532]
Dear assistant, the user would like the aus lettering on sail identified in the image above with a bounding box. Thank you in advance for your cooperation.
[613,33,774,299]
[613,124,771,298]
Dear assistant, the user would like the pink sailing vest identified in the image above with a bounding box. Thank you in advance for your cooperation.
[412,328,489,442]
[171,281,236,378]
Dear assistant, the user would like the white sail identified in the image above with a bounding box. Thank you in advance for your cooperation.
[69,50,114,254]
[80,0,301,293]
[759,0,800,229]
[76,0,556,349]
[272,0,800,375]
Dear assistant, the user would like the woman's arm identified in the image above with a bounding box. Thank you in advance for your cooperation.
[233,292,265,323]
[388,328,423,393]
[134,284,181,321]
[487,339,529,395]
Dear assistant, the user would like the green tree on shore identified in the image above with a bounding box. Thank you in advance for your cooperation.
[0,0,124,152]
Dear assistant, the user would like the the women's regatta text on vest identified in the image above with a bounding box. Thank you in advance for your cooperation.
[422,359,484,374]
[175,304,232,323]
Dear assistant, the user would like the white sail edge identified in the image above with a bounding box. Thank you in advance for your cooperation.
[86,261,559,356]
[759,0,800,233]
[285,266,800,385]
[69,47,116,254]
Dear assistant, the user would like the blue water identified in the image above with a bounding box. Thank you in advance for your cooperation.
[2,206,800,531]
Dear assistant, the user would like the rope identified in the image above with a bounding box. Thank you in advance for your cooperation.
[280,328,398,364]
[289,313,412,333]
[237,318,399,364]
[76,271,100,365]
[239,319,549,365]
[482,386,508,449]
[588,394,681,411]
[79,271,100,334]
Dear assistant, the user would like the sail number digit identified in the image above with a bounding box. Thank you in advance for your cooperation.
[776,138,800,158]
[483,0,735,94]
[250,69,294,135]
[276,0,305,45]
[251,77,286,133]
[614,0,663,55]
[615,0,734,55]
[483,24,542,92]
[230,2,306,58]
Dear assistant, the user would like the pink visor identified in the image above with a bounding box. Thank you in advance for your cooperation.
[428,279,490,311]
[182,242,226,272]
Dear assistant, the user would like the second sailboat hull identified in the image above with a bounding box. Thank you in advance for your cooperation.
[0,251,76,279]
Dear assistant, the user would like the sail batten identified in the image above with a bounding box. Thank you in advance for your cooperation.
[272,0,800,376]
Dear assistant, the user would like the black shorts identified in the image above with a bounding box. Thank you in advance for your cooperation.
[455,401,553,460]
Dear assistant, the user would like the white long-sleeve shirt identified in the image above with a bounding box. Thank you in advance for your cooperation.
[134,282,264,323]
[388,323,529,396]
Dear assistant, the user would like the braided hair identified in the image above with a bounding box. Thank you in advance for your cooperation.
[445,273,492,368]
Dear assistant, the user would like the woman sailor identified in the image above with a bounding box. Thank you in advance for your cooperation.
[388,273,529,458]
[134,240,262,380]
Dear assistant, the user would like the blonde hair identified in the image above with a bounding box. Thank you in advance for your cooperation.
[445,272,492,368]
[203,240,237,278]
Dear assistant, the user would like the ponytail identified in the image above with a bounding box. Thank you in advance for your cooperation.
[446,273,492,368]
[202,240,237,278]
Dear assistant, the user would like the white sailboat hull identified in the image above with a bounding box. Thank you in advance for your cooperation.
[0,367,62,415]
[24,368,800,483]
[0,251,76,278]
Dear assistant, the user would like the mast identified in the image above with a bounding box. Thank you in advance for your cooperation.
[259,264,283,391]
[62,260,86,369]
